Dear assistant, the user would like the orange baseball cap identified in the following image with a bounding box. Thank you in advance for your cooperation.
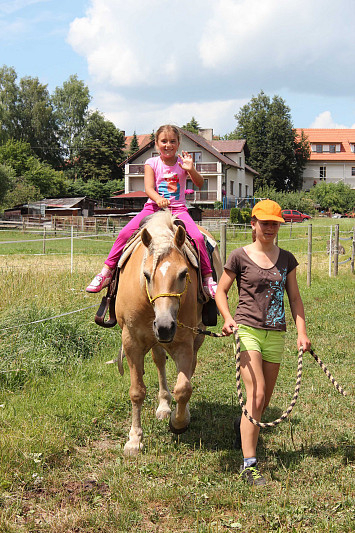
[251,199,285,223]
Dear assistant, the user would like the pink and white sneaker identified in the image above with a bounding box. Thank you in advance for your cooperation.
[203,276,218,299]
[86,270,113,293]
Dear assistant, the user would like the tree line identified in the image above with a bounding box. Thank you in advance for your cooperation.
[1,68,354,214]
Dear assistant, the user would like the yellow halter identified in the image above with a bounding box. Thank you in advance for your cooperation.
[145,272,191,306]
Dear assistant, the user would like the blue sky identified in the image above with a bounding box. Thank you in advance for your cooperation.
[1,0,355,136]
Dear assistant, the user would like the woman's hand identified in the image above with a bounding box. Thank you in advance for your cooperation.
[297,334,311,352]
[222,318,238,336]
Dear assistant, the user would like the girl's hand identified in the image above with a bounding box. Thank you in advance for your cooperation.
[156,196,170,208]
[222,319,238,336]
[297,334,311,352]
[178,151,194,172]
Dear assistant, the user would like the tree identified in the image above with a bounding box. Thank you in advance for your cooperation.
[75,111,125,182]
[0,65,18,143]
[182,117,200,134]
[308,182,355,213]
[232,91,310,191]
[129,131,140,155]
[0,164,15,203]
[51,75,91,162]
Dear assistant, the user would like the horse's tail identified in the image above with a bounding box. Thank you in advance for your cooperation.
[106,343,125,376]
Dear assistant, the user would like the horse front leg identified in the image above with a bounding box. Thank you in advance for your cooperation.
[123,340,146,456]
[151,345,172,420]
[169,343,194,434]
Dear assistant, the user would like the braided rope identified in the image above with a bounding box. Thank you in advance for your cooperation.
[233,328,347,428]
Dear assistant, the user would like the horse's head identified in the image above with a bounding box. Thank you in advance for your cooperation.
[141,224,190,343]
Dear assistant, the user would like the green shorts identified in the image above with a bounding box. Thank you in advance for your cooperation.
[237,324,286,364]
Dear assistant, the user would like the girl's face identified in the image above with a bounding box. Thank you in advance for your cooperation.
[252,219,280,242]
[156,130,180,161]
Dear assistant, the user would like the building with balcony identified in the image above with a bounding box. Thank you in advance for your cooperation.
[296,129,355,190]
[119,128,258,209]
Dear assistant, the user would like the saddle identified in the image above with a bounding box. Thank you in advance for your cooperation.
[94,219,219,328]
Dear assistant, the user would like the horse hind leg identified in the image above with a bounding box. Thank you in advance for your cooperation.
[123,347,146,456]
[151,345,172,420]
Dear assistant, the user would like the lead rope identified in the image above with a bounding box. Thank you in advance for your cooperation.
[232,327,347,428]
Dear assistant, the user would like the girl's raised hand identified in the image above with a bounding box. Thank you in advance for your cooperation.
[178,151,194,171]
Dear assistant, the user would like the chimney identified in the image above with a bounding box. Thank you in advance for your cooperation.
[198,128,213,142]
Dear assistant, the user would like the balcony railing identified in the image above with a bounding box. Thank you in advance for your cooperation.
[127,161,219,175]
[186,190,217,202]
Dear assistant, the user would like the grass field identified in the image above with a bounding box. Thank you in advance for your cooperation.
[0,219,354,532]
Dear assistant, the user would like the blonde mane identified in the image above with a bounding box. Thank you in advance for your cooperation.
[142,210,184,277]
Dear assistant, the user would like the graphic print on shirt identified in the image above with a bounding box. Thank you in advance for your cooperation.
[158,172,180,200]
[265,267,287,327]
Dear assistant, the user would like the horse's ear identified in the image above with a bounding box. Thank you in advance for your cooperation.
[174,225,186,249]
[141,228,152,248]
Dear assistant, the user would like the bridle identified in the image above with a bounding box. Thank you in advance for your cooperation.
[145,272,191,310]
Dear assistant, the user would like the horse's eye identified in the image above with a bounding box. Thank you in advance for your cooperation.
[178,269,188,281]
[143,271,151,283]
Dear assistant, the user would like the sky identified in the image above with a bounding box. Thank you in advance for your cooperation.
[1,0,355,137]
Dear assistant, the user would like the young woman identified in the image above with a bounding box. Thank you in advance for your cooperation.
[86,124,217,297]
[215,199,311,486]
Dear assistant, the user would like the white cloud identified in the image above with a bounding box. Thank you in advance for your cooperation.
[310,111,355,129]
[0,0,47,15]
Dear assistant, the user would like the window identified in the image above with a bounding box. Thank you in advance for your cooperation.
[245,185,249,197]
[351,144,355,153]
[239,183,242,197]
[320,166,326,180]
[230,181,234,195]
[239,157,242,166]
[316,145,323,153]
[191,152,202,162]
[352,167,355,176]
[329,144,336,153]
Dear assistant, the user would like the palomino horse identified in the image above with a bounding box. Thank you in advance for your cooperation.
[115,210,222,456]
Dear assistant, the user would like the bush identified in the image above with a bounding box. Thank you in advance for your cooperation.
[230,207,240,224]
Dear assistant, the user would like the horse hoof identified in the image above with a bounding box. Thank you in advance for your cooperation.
[169,417,189,434]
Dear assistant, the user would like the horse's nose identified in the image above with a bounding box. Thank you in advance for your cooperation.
[153,317,177,343]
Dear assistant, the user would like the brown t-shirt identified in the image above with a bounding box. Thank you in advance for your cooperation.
[224,247,299,331]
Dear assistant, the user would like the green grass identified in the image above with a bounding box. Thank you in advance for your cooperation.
[0,226,354,532]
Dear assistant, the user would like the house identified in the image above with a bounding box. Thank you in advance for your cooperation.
[296,129,355,190]
[119,128,258,209]
[4,197,96,219]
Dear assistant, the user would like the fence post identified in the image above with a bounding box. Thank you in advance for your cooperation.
[307,224,312,287]
[351,226,355,275]
[43,226,46,255]
[220,222,227,265]
[329,226,333,277]
[333,224,339,277]
[289,220,292,238]
[71,225,74,274]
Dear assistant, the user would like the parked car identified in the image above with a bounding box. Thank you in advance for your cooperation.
[281,210,312,223]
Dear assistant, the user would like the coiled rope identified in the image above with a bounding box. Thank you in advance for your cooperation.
[232,328,347,428]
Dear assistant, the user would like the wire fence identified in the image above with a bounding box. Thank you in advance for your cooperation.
[1,217,354,283]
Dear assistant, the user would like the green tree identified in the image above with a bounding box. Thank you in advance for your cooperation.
[0,65,18,143]
[129,131,140,155]
[0,164,15,203]
[76,111,125,182]
[51,75,91,162]
[308,182,355,213]
[15,76,61,166]
[182,117,200,134]
[232,91,310,191]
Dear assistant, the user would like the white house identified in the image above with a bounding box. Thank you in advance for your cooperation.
[121,128,258,209]
[296,129,355,190]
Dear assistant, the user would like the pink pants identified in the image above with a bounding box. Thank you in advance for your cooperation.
[105,203,212,277]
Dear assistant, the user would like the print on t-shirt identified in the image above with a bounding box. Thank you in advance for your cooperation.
[265,267,287,327]
[158,172,180,200]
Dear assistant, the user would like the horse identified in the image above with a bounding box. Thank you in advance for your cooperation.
[115,210,222,456]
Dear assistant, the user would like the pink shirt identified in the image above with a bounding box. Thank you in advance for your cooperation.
[145,156,187,208]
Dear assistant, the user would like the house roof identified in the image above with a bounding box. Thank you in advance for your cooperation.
[111,190,148,198]
[29,197,94,208]
[125,134,152,151]
[210,139,246,154]
[296,129,355,161]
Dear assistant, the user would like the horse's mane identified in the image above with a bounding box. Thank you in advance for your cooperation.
[143,210,184,276]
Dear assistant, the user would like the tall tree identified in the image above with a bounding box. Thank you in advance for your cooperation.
[0,65,18,142]
[232,91,310,191]
[129,131,140,155]
[182,117,200,134]
[51,75,91,162]
[76,111,125,182]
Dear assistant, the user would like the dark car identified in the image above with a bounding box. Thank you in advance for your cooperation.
[281,210,312,223]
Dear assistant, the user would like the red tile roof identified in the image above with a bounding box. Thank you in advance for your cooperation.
[112,190,148,198]
[125,134,152,150]
[210,140,246,153]
[296,129,355,161]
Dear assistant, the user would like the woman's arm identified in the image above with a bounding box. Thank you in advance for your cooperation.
[285,268,311,351]
[178,151,204,189]
[144,164,170,208]
[215,269,238,335]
